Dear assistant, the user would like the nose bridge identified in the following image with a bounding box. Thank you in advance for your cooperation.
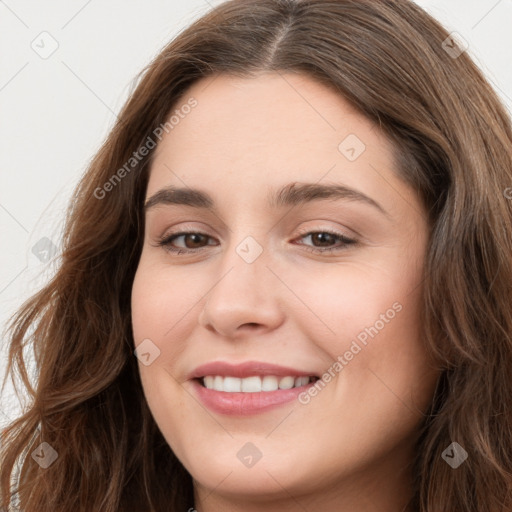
[198,232,284,335]
[217,208,274,279]
[212,232,272,303]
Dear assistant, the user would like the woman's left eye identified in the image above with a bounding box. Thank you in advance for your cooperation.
[295,229,357,253]
[156,229,357,255]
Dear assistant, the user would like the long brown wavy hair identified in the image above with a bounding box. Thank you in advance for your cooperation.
[2,0,512,510]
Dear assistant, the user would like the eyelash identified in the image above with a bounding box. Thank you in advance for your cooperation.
[156,228,357,255]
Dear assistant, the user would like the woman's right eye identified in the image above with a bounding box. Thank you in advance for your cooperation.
[156,231,216,255]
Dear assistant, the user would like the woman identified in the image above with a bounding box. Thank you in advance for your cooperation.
[2,1,512,511]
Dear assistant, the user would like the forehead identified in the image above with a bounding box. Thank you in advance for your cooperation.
[146,72,412,217]
[151,72,386,162]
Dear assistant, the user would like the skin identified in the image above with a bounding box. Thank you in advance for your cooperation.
[131,72,440,512]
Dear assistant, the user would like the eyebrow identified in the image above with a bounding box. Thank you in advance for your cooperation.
[144,182,389,217]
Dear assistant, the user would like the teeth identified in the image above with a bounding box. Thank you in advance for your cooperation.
[262,375,278,391]
[295,376,309,387]
[223,376,241,392]
[241,376,262,392]
[278,376,295,389]
[202,375,313,392]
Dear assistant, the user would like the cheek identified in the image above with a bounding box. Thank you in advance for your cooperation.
[292,258,434,407]
[131,260,199,346]
[281,258,421,351]
[329,278,435,427]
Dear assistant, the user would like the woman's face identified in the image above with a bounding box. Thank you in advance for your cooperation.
[131,72,439,510]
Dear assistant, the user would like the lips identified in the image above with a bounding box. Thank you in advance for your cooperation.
[188,361,319,416]
[189,360,318,380]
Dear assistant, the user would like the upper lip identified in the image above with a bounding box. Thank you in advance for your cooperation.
[189,361,319,380]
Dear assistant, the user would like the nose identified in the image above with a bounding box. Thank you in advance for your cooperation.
[197,243,285,339]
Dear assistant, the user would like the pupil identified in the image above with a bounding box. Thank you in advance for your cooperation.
[188,234,204,248]
[314,233,332,246]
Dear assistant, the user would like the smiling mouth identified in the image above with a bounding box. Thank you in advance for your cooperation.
[197,375,319,392]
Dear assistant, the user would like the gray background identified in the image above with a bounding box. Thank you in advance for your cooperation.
[1,0,511,426]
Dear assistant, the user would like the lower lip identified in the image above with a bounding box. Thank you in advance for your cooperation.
[191,379,315,416]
